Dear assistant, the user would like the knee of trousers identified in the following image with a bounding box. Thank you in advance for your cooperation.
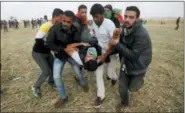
[42,69,51,77]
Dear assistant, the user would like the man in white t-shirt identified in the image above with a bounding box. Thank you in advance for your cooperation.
[90,3,119,107]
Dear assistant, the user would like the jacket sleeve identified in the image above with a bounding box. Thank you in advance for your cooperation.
[45,26,64,53]
[73,30,82,43]
[114,35,149,61]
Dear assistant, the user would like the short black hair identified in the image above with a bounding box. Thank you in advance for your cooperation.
[44,15,48,20]
[52,8,63,18]
[84,60,98,72]
[78,4,87,11]
[126,6,140,17]
[90,3,104,16]
[104,4,113,11]
[63,10,75,20]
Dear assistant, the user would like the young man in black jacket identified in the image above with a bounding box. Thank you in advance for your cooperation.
[107,6,152,110]
[45,10,88,108]
[31,8,63,97]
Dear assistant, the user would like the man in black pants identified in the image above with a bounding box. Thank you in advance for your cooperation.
[31,8,63,97]
[107,6,152,111]
[175,16,180,30]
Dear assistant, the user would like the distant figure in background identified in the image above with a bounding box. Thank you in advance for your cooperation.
[43,15,48,23]
[8,20,11,28]
[0,21,2,30]
[10,20,14,28]
[160,21,165,25]
[3,20,8,32]
[143,20,147,24]
[24,20,27,28]
[15,19,19,29]
[40,18,44,24]
[38,18,42,26]
[31,19,36,29]
[175,17,180,30]
[28,20,31,27]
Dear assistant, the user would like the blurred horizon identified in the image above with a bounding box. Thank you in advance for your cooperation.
[1,2,184,21]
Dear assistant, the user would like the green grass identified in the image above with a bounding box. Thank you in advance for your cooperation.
[1,22,184,112]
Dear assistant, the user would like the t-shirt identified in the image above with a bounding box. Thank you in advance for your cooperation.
[92,18,116,53]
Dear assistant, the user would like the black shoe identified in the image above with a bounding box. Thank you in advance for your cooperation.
[32,86,41,97]
[111,80,117,86]
[94,97,105,108]
[107,76,110,80]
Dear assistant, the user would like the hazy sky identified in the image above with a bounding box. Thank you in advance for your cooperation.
[1,2,184,20]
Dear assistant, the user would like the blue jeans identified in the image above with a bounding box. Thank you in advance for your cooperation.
[53,57,87,99]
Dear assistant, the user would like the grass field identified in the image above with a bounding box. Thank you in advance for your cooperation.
[1,21,184,112]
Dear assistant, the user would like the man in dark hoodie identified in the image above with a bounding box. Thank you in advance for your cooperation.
[104,6,152,110]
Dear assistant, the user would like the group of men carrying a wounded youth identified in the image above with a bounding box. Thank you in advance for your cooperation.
[31,3,152,111]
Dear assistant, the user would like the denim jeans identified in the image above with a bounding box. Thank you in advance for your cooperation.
[53,57,87,99]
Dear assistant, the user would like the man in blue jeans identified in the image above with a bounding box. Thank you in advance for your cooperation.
[46,10,88,108]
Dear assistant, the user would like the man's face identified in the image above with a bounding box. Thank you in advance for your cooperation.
[92,14,104,26]
[104,8,111,13]
[62,15,73,30]
[124,10,139,28]
[104,8,112,19]
[85,54,95,63]
[55,14,63,23]
[78,8,87,17]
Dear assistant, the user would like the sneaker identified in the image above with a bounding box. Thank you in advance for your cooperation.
[31,86,41,97]
[54,96,68,108]
[94,97,105,108]
[111,80,117,86]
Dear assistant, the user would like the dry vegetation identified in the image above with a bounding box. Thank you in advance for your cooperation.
[1,20,184,112]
